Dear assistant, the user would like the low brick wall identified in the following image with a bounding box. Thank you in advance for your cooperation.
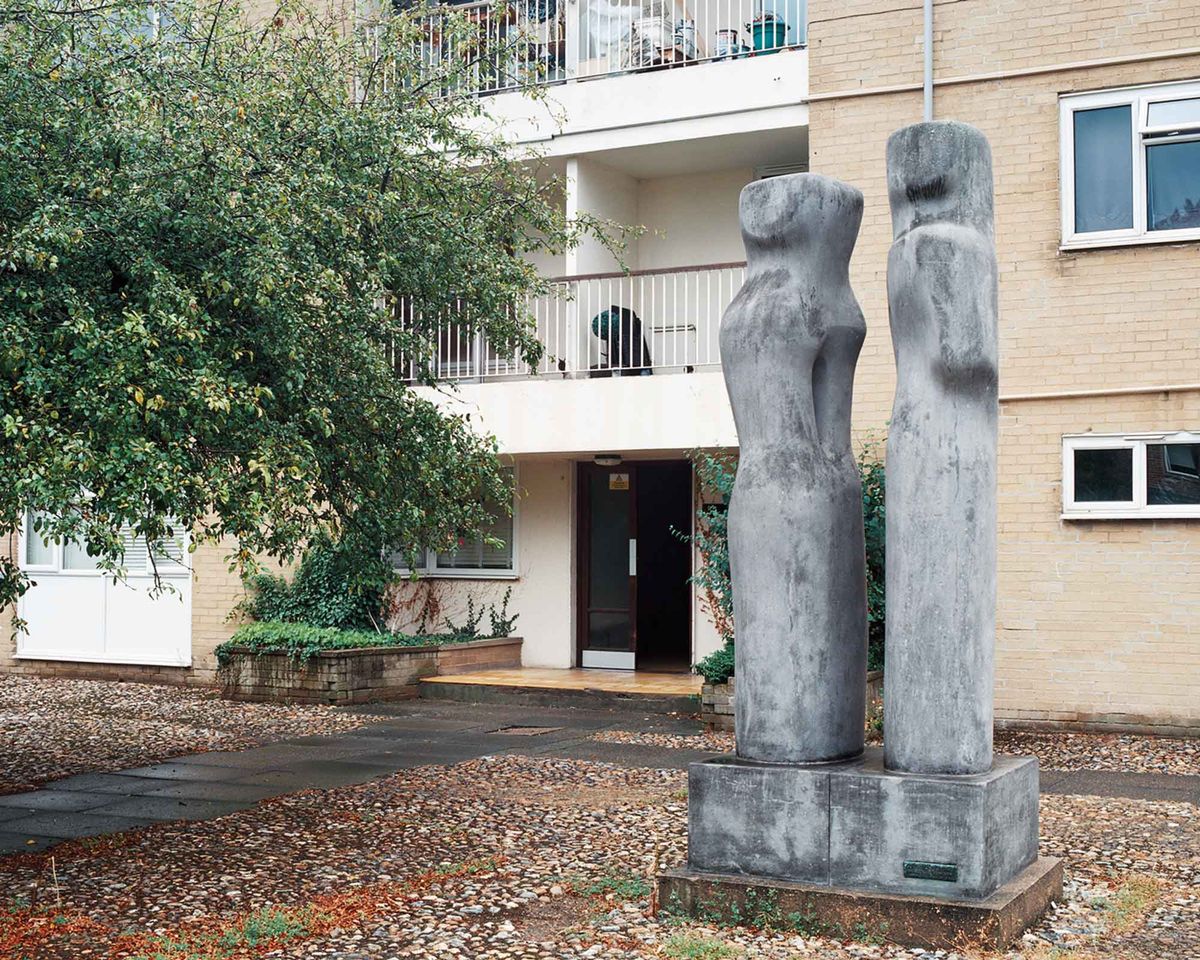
[218,637,522,704]
[701,671,884,733]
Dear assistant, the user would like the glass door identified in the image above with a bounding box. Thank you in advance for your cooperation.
[578,463,636,669]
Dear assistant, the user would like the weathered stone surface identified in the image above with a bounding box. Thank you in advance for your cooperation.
[720,173,869,764]
[688,755,829,882]
[686,748,1039,899]
[660,857,1063,950]
[884,121,1000,776]
[828,751,1038,899]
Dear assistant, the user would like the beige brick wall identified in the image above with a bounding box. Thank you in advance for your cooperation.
[811,0,1200,731]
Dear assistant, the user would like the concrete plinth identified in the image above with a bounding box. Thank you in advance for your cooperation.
[658,857,1063,950]
[687,748,1039,900]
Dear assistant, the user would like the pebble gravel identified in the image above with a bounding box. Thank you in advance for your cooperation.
[0,753,1195,960]
[590,727,1200,776]
[0,676,377,794]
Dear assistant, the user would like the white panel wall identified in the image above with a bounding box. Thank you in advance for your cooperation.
[636,169,752,269]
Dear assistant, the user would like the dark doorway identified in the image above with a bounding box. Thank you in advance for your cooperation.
[635,461,693,671]
[577,459,694,672]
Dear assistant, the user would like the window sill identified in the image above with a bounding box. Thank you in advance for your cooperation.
[1061,511,1200,520]
[13,652,193,668]
[1060,230,1200,252]
[395,570,519,581]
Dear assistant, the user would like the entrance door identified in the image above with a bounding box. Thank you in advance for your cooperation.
[577,460,693,670]
[578,463,637,669]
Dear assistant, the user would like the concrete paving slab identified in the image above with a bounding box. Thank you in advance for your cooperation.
[113,762,266,783]
[142,782,285,803]
[42,773,171,795]
[0,811,154,839]
[0,790,118,813]
[0,832,59,854]
[89,796,246,822]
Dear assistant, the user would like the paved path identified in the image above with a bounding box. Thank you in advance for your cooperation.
[1,700,1196,854]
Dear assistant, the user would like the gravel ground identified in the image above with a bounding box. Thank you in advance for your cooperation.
[0,676,377,794]
[0,754,1195,960]
[590,728,1200,776]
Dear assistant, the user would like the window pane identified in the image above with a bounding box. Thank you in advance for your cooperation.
[1146,97,1200,129]
[434,472,515,571]
[62,538,101,570]
[24,512,55,567]
[1147,443,1200,505]
[1146,140,1200,231]
[1073,447,1133,502]
[1073,106,1134,233]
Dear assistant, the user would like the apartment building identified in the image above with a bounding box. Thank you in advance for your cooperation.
[8,0,1199,735]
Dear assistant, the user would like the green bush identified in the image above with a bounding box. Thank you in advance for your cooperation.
[216,621,472,664]
[241,535,393,630]
[695,641,735,685]
[687,442,886,682]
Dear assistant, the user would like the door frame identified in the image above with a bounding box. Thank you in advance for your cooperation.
[575,461,638,668]
[573,458,696,672]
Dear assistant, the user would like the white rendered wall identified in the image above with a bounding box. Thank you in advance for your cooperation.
[636,169,752,269]
[510,458,575,668]
[569,157,640,273]
[482,52,809,158]
[416,371,736,456]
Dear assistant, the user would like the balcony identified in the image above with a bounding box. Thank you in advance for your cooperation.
[399,261,745,382]
[411,0,807,96]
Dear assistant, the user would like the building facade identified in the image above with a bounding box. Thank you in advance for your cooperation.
[6,0,1199,734]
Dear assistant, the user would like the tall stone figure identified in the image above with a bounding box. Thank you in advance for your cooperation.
[884,121,999,775]
[720,174,868,764]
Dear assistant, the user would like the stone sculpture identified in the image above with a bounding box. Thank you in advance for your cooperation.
[663,124,1060,948]
[883,121,999,776]
[719,173,868,764]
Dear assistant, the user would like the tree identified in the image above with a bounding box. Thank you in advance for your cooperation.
[0,0,615,614]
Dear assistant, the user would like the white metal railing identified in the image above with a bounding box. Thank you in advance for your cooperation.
[396,262,745,382]
[408,0,806,95]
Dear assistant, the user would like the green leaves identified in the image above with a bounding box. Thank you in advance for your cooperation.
[1,0,599,616]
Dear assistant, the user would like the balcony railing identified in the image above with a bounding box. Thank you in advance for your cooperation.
[409,0,806,95]
[398,261,745,382]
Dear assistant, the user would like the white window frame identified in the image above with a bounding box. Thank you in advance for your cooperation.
[394,467,520,579]
[18,511,192,579]
[1062,432,1200,519]
[1060,78,1200,250]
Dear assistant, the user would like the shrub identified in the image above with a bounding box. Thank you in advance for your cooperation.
[241,535,393,631]
[686,442,886,681]
[695,641,735,685]
[216,621,471,664]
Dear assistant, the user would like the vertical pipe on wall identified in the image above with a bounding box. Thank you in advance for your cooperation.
[923,0,934,120]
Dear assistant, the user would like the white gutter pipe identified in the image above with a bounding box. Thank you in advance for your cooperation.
[923,0,934,120]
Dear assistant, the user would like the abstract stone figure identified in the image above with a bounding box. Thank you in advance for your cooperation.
[883,122,999,776]
[720,174,868,764]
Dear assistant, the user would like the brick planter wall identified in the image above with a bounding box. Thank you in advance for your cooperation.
[701,671,884,733]
[218,637,522,704]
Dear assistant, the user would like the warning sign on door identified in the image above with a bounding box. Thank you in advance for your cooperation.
[609,473,630,491]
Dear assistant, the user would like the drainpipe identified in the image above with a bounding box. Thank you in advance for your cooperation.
[923,0,934,120]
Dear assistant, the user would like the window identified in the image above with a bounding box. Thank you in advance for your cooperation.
[391,469,518,576]
[1063,433,1200,518]
[1060,79,1200,247]
[19,511,191,577]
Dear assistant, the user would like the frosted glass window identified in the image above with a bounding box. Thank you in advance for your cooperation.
[1146,97,1200,129]
[24,512,55,567]
[1146,140,1200,232]
[1073,106,1133,233]
[62,539,102,570]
